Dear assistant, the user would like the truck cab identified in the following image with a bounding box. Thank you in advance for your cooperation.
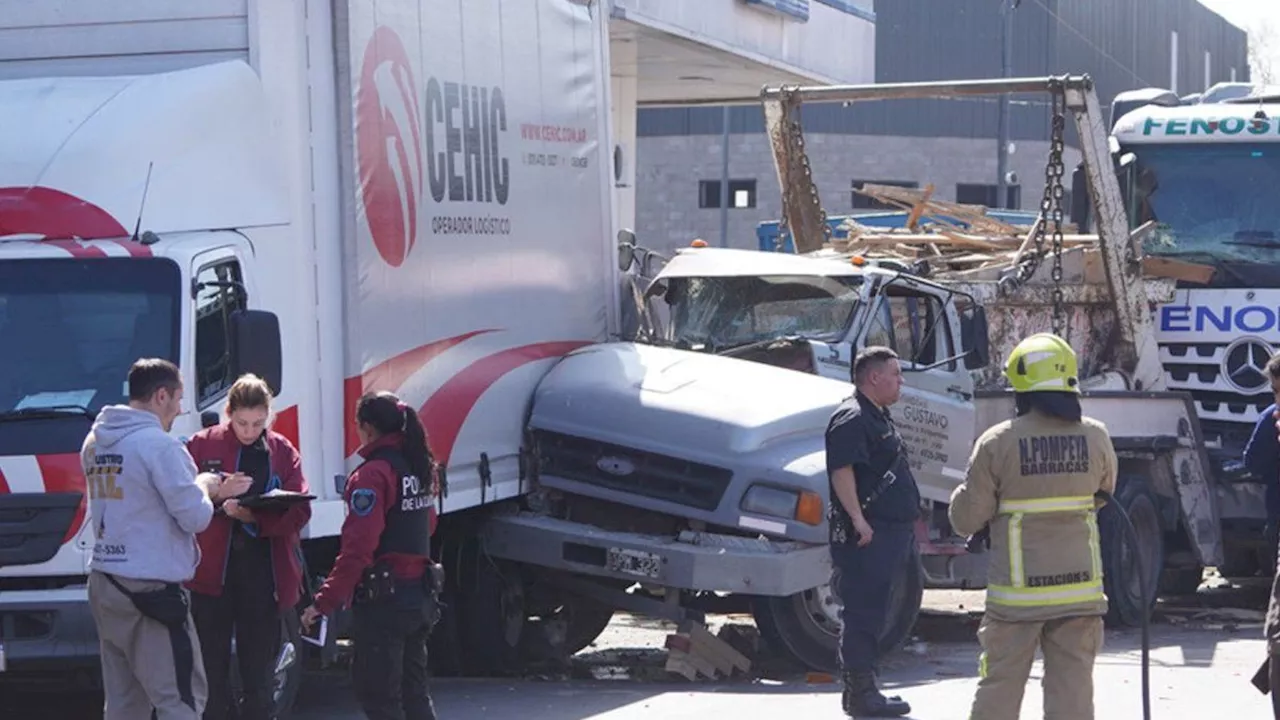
[1073,83,1280,576]
[640,246,988,513]
[0,60,295,694]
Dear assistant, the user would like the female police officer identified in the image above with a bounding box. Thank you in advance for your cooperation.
[302,391,441,720]
[949,333,1117,720]
[186,373,311,720]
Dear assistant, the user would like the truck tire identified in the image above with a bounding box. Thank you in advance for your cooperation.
[452,535,526,676]
[228,609,304,719]
[1100,476,1165,628]
[563,598,616,654]
[1158,565,1204,596]
[751,543,923,673]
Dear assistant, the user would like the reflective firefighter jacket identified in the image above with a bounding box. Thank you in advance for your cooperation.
[949,409,1117,622]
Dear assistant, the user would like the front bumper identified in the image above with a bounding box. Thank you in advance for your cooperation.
[0,585,100,678]
[481,512,830,597]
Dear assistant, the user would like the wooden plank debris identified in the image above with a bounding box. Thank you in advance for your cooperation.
[662,620,753,681]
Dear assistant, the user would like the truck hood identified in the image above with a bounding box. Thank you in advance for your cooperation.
[530,342,851,462]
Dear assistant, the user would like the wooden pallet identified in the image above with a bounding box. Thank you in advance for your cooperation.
[663,620,753,681]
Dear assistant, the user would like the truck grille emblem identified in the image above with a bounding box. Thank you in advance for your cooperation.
[1222,336,1273,394]
[595,456,636,477]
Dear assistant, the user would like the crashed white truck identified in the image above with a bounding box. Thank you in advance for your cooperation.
[503,75,1223,672]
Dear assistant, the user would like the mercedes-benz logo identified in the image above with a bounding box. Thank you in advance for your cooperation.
[1221,336,1274,394]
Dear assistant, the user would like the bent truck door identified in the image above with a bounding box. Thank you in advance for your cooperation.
[858,277,976,503]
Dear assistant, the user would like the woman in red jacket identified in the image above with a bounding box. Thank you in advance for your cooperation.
[186,374,311,720]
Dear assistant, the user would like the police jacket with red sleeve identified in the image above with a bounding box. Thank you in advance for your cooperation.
[312,432,438,616]
[184,424,312,610]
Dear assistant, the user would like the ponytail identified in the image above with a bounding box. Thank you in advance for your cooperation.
[398,403,435,489]
[355,391,439,492]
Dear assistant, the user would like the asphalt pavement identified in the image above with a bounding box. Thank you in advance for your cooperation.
[6,586,1275,719]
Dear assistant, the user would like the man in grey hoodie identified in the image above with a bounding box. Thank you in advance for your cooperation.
[82,358,250,720]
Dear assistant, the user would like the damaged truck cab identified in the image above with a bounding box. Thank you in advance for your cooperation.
[484,244,989,672]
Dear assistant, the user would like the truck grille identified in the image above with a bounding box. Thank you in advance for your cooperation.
[1161,342,1270,431]
[532,430,733,511]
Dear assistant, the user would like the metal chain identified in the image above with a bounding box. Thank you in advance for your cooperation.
[780,87,831,252]
[1046,86,1067,336]
[1007,80,1068,336]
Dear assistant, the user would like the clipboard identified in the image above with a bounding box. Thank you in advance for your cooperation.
[237,489,316,511]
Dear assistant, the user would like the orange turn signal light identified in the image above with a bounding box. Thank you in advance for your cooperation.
[795,491,824,526]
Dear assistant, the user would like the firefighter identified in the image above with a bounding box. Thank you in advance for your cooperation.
[948,333,1117,720]
[302,391,443,720]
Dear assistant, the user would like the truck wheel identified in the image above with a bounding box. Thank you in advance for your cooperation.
[1100,476,1165,628]
[228,610,304,719]
[452,536,526,676]
[1158,565,1204,596]
[751,545,923,673]
[563,597,616,654]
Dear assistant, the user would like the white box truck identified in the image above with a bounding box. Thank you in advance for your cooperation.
[0,0,871,706]
[0,0,616,702]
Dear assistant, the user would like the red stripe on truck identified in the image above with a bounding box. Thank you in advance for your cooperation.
[34,454,86,544]
[342,330,496,456]
[420,341,591,465]
[273,405,301,452]
[0,186,127,240]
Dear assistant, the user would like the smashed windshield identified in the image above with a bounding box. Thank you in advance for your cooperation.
[660,274,862,351]
[1125,142,1280,263]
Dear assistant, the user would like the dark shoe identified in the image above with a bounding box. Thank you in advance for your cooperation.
[842,671,911,718]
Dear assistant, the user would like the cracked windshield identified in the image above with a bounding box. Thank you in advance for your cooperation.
[663,274,861,351]
[1130,142,1280,263]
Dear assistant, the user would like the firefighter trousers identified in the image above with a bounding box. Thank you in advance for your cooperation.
[967,613,1104,720]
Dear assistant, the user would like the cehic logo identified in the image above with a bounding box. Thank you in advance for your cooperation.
[355,26,423,268]
[1221,336,1274,395]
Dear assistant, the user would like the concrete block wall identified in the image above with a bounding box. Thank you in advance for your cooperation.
[634,132,1082,254]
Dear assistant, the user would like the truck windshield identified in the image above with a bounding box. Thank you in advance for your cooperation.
[661,274,862,351]
[1126,142,1280,262]
[0,258,181,422]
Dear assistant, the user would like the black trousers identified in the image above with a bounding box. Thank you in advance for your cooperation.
[191,539,281,720]
[829,519,916,674]
[351,584,438,720]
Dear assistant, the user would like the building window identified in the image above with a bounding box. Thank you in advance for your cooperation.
[698,179,756,209]
[193,258,247,408]
[851,180,919,210]
[956,183,1020,210]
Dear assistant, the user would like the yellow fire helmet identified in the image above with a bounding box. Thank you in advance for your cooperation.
[1004,332,1080,394]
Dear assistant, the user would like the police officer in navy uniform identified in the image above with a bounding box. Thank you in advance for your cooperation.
[826,346,920,718]
[302,391,443,720]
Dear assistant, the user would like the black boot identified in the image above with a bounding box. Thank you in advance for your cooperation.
[842,671,911,718]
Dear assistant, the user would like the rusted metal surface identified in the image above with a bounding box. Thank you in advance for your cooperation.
[761,88,830,256]
[1064,84,1166,392]
[760,75,1094,104]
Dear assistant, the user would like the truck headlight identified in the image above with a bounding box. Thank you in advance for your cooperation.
[741,485,824,526]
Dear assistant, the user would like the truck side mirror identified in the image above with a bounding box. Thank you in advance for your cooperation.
[961,305,990,370]
[229,309,283,395]
[1069,163,1090,232]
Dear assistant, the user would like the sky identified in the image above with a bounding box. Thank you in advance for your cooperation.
[1199,0,1280,83]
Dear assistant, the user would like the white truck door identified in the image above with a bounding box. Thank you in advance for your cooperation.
[858,278,977,503]
[188,246,255,424]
